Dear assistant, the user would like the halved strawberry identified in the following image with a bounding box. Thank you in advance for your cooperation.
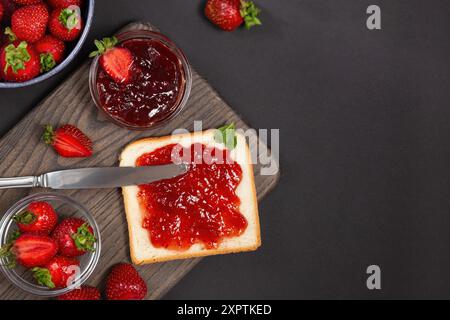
[89,36,133,84]
[0,233,58,268]
[43,124,93,158]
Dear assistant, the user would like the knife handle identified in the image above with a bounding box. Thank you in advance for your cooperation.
[0,176,40,189]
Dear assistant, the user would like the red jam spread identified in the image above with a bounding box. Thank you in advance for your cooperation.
[136,143,248,251]
[96,38,185,127]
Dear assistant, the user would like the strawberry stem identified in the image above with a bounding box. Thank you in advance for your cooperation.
[4,27,17,42]
[0,232,20,269]
[4,42,31,74]
[40,53,56,72]
[42,125,56,145]
[89,37,119,58]
[32,267,55,289]
[71,223,96,252]
[240,1,262,29]
[14,211,36,225]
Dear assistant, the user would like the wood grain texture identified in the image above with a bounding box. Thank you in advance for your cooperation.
[0,22,280,300]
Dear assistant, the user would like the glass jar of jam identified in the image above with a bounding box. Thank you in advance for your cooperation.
[89,30,192,130]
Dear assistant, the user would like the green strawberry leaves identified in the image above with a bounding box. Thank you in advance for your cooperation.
[4,41,31,74]
[89,37,119,58]
[72,223,96,252]
[214,123,238,150]
[59,8,79,31]
[32,267,55,289]
[0,231,20,269]
[240,1,262,29]
[40,53,56,72]
[14,211,37,225]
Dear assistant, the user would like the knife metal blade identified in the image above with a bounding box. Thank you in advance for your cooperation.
[0,164,188,190]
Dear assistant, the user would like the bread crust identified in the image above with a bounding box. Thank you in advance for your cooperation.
[120,130,261,265]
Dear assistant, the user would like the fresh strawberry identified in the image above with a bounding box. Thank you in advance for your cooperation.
[35,35,65,72]
[14,201,58,235]
[57,285,100,300]
[49,7,83,42]
[1,41,40,82]
[12,4,49,43]
[13,0,42,5]
[51,218,96,257]
[204,0,261,31]
[105,263,148,300]
[32,256,79,289]
[42,124,93,158]
[89,36,133,84]
[48,0,81,8]
[0,233,58,268]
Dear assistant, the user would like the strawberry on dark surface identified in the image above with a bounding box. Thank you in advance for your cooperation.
[51,217,96,257]
[105,263,148,300]
[0,233,58,268]
[14,201,58,235]
[57,285,100,300]
[35,35,65,72]
[11,4,49,43]
[49,7,83,42]
[32,256,79,289]
[1,41,40,82]
[204,0,261,31]
[43,124,93,158]
[48,0,81,8]
[89,36,133,84]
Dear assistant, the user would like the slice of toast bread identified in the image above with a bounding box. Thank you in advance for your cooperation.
[119,130,261,265]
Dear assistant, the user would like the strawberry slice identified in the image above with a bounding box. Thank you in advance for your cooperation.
[0,233,58,269]
[89,36,133,84]
[43,124,93,158]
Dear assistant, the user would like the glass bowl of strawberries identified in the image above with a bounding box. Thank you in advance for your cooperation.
[0,193,101,297]
[0,0,95,88]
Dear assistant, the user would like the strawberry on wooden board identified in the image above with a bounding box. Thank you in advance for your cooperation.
[0,233,58,268]
[35,35,65,72]
[32,256,80,289]
[1,41,40,82]
[43,124,93,158]
[57,285,100,300]
[51,217,96,257]
[14,201,58,235]
[89,36,133,84]
[48,0,81,8]
[204,0,261,31]
[49,7,83,42]
[105,263,148,300]
[12,4,49,43]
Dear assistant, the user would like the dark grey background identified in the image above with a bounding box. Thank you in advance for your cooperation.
[1,0,449,299]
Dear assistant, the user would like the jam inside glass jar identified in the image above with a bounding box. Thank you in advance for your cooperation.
[90,31,191,129]
[136,143,248,251]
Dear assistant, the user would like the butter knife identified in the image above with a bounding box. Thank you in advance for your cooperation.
[0,164,187,190]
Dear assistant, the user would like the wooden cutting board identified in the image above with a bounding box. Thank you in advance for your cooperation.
[0,22,280,300]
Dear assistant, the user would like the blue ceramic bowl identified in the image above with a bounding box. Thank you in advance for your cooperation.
[0,0,95,89]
